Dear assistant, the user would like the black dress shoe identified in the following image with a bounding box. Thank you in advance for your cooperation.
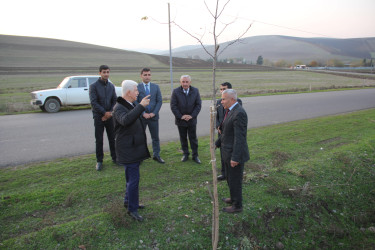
[124,203,145,209]
[96,162,103,171]
[192,157,201,164]
[181,155,188,162]
[217,175,226,181]
[153,156,165,164]
[221,197,232,204]
[127,211,144,221]
[222,206,242,213]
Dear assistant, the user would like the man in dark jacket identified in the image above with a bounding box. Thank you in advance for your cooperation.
[170,75,202,164]
[215,89,249,213]
[113,80,151,222]
[89,65,117,171]
[216,82,242,181]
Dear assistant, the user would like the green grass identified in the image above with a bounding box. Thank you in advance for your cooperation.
[1,109,375,248]
[1,69,375,114]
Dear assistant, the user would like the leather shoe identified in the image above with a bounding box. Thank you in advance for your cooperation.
[217,175,226,181]
[124,203,145,209]
[181,155,188,162]
[127,211,144,221]
[222,206,242,213]
[95,162,103,171]
[153,156,165,164]
[221,198,232,204]
[192,157,201,164]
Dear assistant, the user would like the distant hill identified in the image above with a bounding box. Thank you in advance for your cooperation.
[0,35,212,68]
[165,35,375,64]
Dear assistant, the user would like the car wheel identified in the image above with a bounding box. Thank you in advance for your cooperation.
[44,98,61,113]
[40,105,46,112]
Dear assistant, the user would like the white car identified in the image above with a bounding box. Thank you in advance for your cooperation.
[31,75,122,113]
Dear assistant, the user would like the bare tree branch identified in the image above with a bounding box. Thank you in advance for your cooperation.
[204,0,215,18]
[218,22,252,57]
[171,21,214,58]
[216,18,237,38]
[217,0,231,19]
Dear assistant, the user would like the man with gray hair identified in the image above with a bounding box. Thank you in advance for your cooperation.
[112,80,151,222]
[215,89,249,213]
[171,75,202,164]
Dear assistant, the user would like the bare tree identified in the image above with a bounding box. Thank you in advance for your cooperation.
[144,1,251,248]
[172,1,251,249]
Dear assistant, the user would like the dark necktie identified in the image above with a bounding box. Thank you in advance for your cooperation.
[223,109,229,121]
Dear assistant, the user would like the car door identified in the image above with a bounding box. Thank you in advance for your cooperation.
[65,77,90,105]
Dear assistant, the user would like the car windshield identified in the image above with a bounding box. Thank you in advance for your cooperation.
[57,78,70,89]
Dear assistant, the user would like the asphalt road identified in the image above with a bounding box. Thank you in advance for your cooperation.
[1,89,374,167]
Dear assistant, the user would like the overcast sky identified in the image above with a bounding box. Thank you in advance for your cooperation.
[1,0,374,51]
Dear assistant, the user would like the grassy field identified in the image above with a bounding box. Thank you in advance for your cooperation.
[1,109,374,249]
[1,69,374,114]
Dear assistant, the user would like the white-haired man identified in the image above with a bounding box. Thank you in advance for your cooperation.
[215,89,249,213]
[112,80,151,222]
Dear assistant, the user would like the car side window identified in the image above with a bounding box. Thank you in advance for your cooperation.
[88,77,99,85]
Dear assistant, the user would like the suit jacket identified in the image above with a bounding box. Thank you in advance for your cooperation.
[170,86,202,127]
[137,82,163,120]
[216,98,242,129]
[215,103,250,163]
[112,97,150,164]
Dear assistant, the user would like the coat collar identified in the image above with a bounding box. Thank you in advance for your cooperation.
[117,96,134,110]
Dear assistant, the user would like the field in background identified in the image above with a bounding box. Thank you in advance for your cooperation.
[1,68,375,114]
[1,109,374,248]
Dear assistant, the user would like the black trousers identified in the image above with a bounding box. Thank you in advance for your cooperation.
[222,149,244,208]
[94,117,116,162]
[177,125,198,157]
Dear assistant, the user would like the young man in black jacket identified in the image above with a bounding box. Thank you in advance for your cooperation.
[89,65,117,171]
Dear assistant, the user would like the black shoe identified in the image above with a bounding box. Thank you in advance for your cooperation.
[192,157,201,164]
[124,203,145,209]
[181,155,189,162]
[222,206,242,213]
[217,175,226,181]
[127,211,144,221]
[96,162,103,171]
[153,156,165,164]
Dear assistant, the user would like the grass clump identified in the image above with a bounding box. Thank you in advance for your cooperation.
[1,109,375,248]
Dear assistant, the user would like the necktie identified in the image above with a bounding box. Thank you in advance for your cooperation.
[145,84,150,95]
[184,90,188,96]
[223,109,229,121]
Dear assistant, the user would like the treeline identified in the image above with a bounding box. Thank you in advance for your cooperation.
[206,56,374,68]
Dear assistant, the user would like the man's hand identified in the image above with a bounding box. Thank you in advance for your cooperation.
[140,95,151,107]
[102,111,112,121]
[181,115,192,121]
[143,112,155,119]
[230,160,239,168]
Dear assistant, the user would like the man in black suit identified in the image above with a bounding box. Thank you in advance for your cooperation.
[112,80,151,222]
[216,82,242,181]
[171,75,202,164]
[216,89,249,213]
[137,68,165,164]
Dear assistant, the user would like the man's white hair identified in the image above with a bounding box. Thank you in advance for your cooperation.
[121,80,138,96]
[180,75,191,81]
[223,89,237,100]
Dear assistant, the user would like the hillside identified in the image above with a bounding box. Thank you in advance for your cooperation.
[0,35,213,69]
[165,35,375,64]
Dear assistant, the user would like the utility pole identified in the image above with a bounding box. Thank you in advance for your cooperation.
[168,3,173,94]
